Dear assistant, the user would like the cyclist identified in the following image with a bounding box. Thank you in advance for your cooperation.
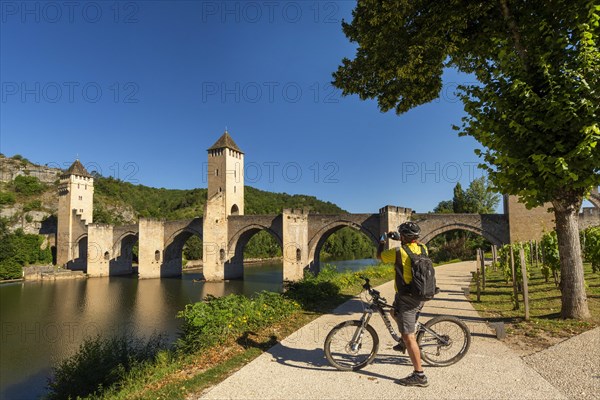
[377,221,429,387]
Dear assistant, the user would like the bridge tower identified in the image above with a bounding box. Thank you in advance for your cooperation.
[56,160,94,268]
[207,130,244,216]
[203,131,244,280]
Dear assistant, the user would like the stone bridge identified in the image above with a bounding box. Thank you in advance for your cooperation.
[57,133,599,282]
[75,198,600,280]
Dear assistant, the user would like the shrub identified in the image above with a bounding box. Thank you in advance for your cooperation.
[0,258,22,280]
[581,227,600,273]
[11,154,29,163]
[47,334,165,400]
[540,232,561,283]
[0,191,15,206]
[177,291,299,353]
[23,200,42,212]
[13,175,45,195]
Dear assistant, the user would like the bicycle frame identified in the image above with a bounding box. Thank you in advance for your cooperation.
[356,293,452,348]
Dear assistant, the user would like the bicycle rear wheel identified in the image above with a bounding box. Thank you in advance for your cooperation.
[417,315,471,366]
[324,320,379,371]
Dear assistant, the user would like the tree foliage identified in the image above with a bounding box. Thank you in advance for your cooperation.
[0,220,52,279]
[334,0,599,319]
[322,227,375,261]
[12,175,45,196]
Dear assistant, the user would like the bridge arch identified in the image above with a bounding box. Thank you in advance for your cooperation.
[160,226,204,276]
[112,231,138,257]
[308,220,379,272]
[228,224,282,261]
[164,227,203,259]
[68,234,88,271]
[112,231,138,274]
[420,223,504,247]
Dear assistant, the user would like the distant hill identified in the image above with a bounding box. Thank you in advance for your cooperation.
[0,153,346,232]
[0,153,375,270]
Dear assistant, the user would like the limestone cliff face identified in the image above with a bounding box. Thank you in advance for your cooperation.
[0,156,61,234]
[0,156,62,184]
[1,156,138,235]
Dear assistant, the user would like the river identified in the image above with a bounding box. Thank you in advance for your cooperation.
[0,258,379,399]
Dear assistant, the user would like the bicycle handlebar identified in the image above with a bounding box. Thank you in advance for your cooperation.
[360,276,388,304]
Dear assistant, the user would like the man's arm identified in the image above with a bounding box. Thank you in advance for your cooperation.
[376,234,386,260]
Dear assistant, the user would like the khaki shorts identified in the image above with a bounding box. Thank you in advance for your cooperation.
[393,293,424,334]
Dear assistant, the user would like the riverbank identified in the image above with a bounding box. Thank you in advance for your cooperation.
[198,261,598,400]
[43,264,396,399]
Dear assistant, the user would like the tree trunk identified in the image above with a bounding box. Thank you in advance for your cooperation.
[553,197,591,319]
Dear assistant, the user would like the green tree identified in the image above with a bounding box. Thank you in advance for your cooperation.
[333,0,599,319]
[463,177,500,214]
[452,182,466,213]
[183,235,203,260]
[433,200,453,214]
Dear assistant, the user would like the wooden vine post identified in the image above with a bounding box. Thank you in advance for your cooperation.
[519,247,530,321]
[510,246,519,310]
[480,248,486,290]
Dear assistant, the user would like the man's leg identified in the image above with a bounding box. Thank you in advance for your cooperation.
[402,333,422,370]
[396,296,428,387]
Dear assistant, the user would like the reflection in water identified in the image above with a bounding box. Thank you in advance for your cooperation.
[0,259,377,399]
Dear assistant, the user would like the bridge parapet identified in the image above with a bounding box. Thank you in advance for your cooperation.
[413,213,509,246]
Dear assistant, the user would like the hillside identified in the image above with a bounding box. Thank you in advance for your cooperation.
[0,153,346,231]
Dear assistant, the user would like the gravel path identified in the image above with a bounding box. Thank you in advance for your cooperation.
[197,261,596,399]
[523,327,600,399]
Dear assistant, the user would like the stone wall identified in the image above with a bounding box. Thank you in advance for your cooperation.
[579,207,600,230]
[505,195,555,243]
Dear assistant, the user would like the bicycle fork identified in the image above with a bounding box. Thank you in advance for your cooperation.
[349,311,373,352]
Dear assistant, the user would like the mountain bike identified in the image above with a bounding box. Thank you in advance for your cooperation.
[324,277,471,371]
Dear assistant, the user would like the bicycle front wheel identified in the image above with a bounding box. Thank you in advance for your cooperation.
[324,320,379,371]
[417,315,471,367]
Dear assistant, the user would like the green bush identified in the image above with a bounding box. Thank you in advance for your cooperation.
[177,291,299,353]
[47,334,165,400]
[11,154,30,164]
[13,175,45,195]
[540,232,561,282]
[0,228,52,279]
[284,263,394,310]
[23,199,42,212]
[0,191,16,206]
[0,258,22,280]
[497,242,533,284]
[581,227,600,273]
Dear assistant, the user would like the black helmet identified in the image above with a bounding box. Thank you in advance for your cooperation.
[398,222,421,239]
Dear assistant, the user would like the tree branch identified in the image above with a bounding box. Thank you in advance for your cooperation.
[499,0,528,70]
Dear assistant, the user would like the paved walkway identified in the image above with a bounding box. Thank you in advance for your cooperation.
[198,261,598,400]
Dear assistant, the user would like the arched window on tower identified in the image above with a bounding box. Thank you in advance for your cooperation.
[231,204,239,215]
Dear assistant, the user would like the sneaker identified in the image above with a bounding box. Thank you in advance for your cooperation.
[396,372,429,387]
[392,342,406,353]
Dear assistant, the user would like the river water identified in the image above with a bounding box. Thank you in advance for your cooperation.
[0,258,378,399]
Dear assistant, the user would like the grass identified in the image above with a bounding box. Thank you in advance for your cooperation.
[469,262,600,345]
[51,264,395,400]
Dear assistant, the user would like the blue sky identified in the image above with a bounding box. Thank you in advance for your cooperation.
[3,1,583,213]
